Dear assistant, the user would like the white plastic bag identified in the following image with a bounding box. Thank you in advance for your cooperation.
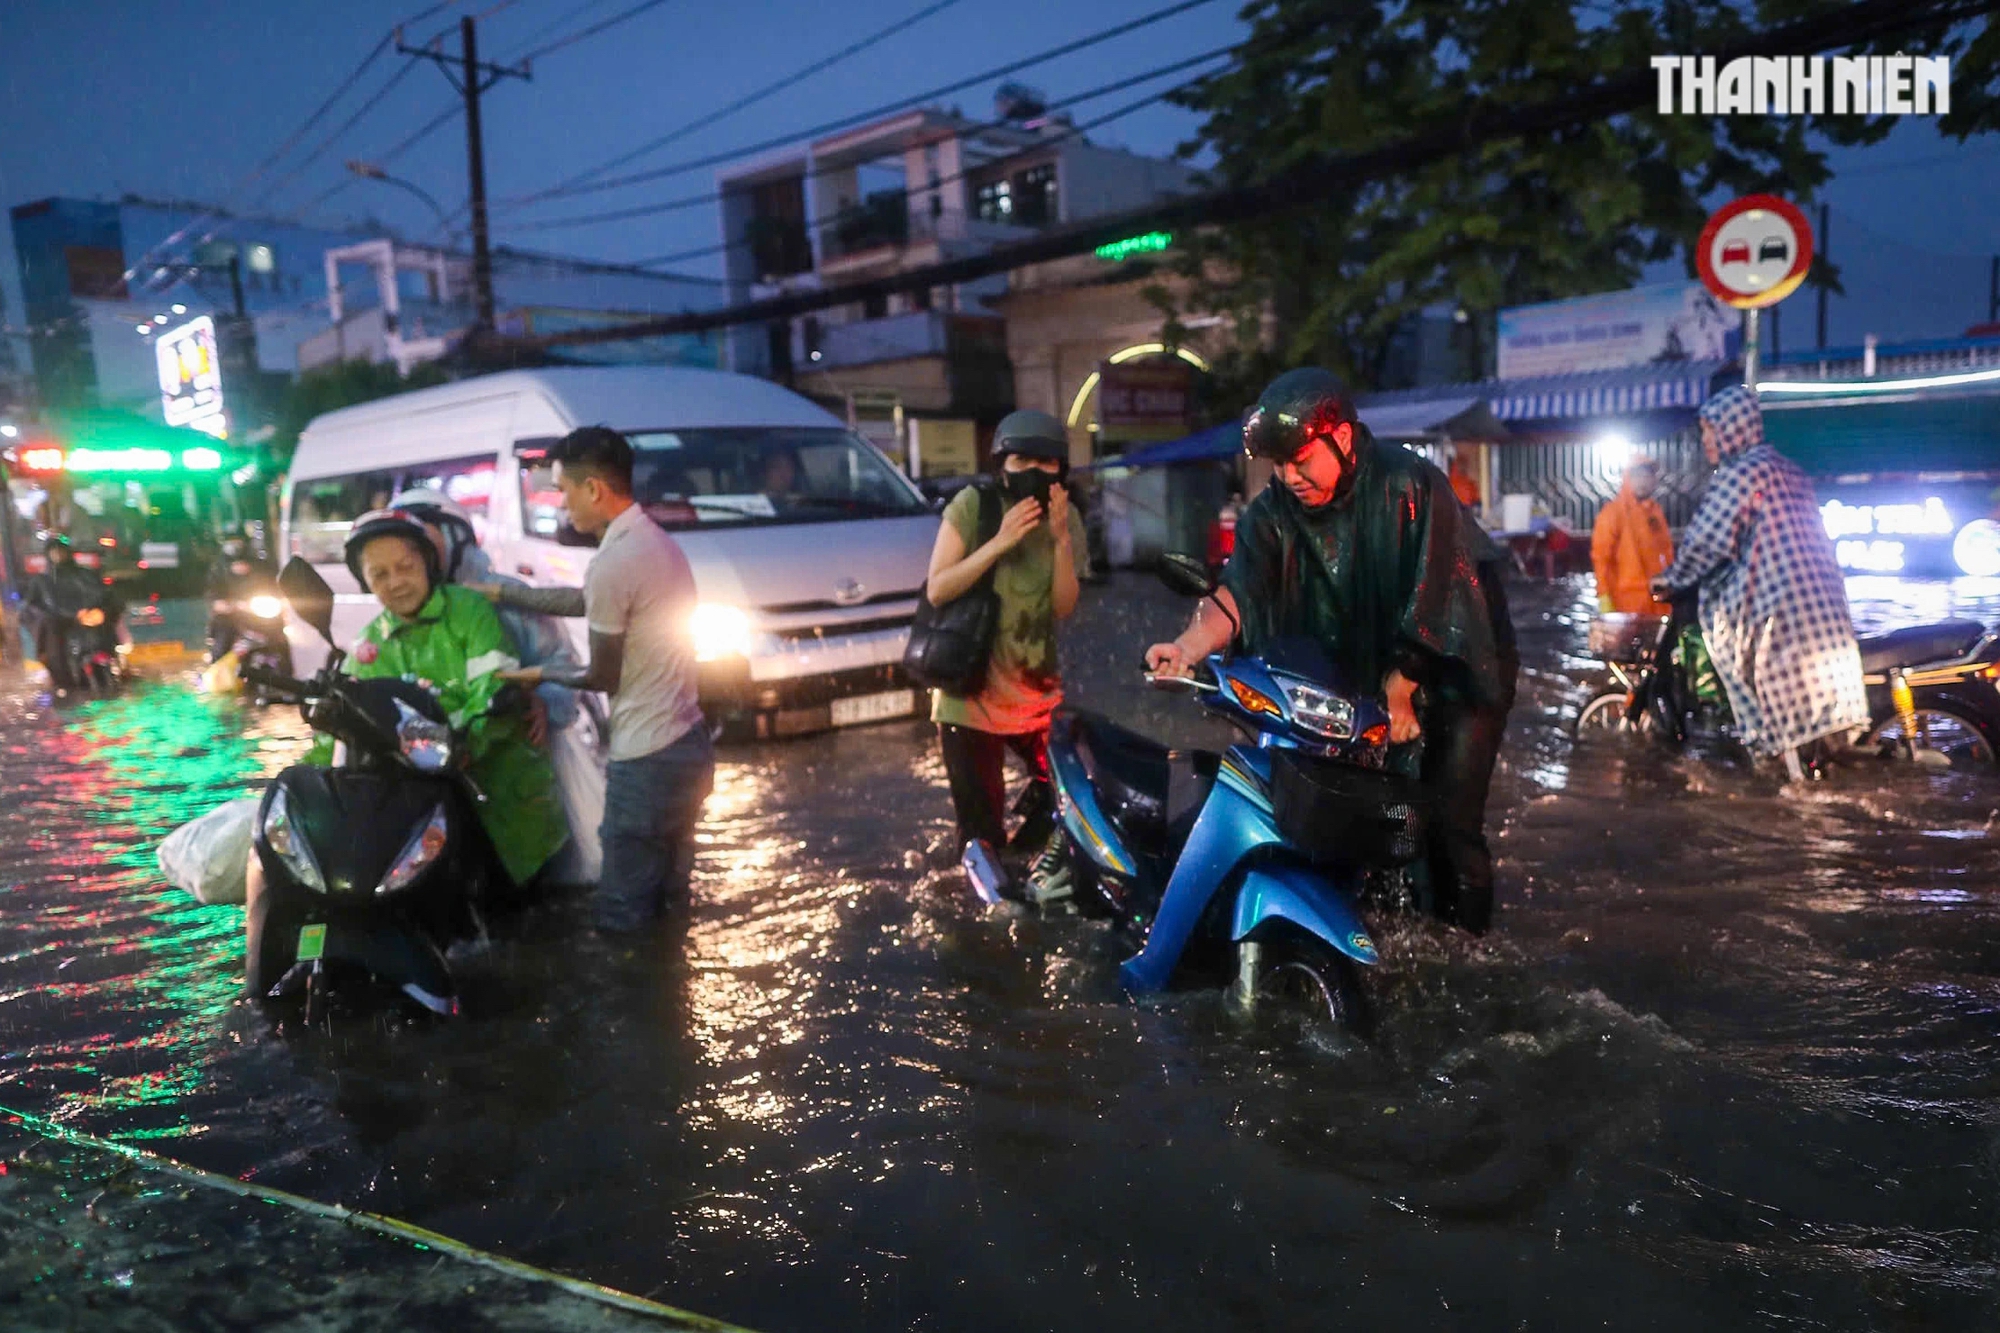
[546,717,606,886]
[158,796,260,905]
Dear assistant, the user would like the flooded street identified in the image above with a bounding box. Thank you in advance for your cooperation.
[3,572,1999,1331]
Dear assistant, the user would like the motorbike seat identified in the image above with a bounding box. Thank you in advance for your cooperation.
[1857,620,1985,674]
[1068,712,1217,862]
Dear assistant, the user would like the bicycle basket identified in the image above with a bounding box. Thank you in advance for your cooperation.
[1587,614,1666,664]
[1270,750,1432,870]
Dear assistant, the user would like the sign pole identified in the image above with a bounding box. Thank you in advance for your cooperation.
[1743,307,1760,389]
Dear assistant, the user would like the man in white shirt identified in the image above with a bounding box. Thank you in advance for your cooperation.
[485,426,713,932]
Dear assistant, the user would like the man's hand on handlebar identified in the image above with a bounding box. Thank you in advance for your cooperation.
[1383,669,1422,744]
[1145,641,1196,683]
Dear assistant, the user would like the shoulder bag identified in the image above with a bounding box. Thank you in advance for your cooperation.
[903,484,1004,696]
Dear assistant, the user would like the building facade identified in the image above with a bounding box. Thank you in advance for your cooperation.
[715,94,1198,431]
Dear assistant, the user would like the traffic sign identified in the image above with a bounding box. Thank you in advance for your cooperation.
[1696,195,1814,310]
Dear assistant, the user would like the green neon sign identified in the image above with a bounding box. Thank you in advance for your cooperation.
[1094,231,1173,263]
[68,448,174,473]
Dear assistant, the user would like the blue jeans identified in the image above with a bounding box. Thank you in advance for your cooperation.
[598,726,715,932]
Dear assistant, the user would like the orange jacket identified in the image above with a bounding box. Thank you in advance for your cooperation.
[1591,483,1673,614]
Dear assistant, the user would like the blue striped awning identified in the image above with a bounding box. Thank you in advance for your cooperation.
[1487,361,1723,422]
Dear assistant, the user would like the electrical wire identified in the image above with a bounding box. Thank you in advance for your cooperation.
[517,0,678,60]
[542,0,968,197]
[496,0,1226,209]
[499,46,1233,235]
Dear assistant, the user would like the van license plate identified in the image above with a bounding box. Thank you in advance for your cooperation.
[296,924,327,962]
[829,689,915,728]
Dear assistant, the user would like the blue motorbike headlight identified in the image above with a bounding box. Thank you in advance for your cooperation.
[1272,674,1355,740]
[262,787,327,893]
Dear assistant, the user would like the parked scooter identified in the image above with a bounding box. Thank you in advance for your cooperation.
[965,554,1426,1031]
[241,558,502,1022]
[1576,605,2000,771]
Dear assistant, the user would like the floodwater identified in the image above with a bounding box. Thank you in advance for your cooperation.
[2,573,1998,1331]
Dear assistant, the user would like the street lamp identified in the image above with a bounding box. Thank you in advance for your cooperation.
[346,161,457,244]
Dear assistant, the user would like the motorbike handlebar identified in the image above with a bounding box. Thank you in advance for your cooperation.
[240,664,314,699]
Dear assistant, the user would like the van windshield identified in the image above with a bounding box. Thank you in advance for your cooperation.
[519,427,926,537]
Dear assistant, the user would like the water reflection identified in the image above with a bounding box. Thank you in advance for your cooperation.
[0,581,1994,1329]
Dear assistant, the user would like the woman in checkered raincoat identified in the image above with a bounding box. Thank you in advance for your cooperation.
[1659,385,1869,761]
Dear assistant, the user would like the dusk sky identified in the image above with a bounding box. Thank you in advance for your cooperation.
[3,0,1997,358]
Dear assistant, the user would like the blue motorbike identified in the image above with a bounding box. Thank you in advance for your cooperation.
[965,555,1430,1030]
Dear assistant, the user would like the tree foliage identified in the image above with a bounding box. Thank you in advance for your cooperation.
[267,359,450,466]
[1161,0,1998,398]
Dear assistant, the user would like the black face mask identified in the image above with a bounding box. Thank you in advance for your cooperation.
[1000,467,1054,509]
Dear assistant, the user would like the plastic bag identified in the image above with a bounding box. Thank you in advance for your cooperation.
[546,717,605,887]
[158,796,259,905]
[199,651,243,695]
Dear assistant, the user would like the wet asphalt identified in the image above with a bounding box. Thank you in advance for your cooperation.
[1,571,1998,1331]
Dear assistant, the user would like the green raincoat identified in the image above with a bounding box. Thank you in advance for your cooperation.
[1220,430,1508,731]
[307,584,567,885]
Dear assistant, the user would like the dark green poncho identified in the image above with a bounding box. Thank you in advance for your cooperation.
[1219,431,1508,713]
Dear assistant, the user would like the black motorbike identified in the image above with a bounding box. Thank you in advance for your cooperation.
[1577,601,2000,771]
[242,559,502,1022]
[209,580,295,698]
[44,585,124,696]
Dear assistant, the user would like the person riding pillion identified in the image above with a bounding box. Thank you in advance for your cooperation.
[390,487,581,748]
[924,408,1089,870]
[1144,369,1517,934]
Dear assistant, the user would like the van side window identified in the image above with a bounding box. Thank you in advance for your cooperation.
[401,453,499,544]
[289,471,398,564]
[518,450,564,539]
[290,453,499,561]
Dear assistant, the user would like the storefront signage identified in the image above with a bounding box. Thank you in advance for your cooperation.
[1094,231,1172,263]
[1497,282,1740,379]
[156,315,227,439]
[1097,361,1191,437]
[1819,493,1999,576]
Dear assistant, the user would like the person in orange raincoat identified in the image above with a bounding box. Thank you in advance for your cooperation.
[1591,454,1673,614]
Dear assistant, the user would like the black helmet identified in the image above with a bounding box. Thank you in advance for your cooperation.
[44,534,73,557]
[344,509,442,590]
[1242,368,1360,468]
[992,409,1069,475]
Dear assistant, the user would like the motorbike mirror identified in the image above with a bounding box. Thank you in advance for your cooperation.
[277,557,337,644]
[1157,552,1217,600]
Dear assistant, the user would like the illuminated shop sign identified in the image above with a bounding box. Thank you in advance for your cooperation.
[156,316,227,439]
[1820,495,2000,577]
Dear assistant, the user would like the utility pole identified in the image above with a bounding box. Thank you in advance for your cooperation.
[397,19,530,332]
[1816,203,1830,350]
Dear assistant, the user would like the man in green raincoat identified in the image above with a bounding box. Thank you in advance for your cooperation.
[307,510,568,889]
[1146,369,1517,932]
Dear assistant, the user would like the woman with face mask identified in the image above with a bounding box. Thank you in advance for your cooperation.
[922,410,1090,883]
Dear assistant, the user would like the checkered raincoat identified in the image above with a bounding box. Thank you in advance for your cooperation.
[1661,386,1869,756]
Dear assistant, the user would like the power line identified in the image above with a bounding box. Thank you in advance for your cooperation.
[500,46,1233,237]
[500,0,1987,349]
[624,69,1217,269]
[542,0,968,197]
[517,0,678,60]
[496,0,1227,209]
[509,0,620,51]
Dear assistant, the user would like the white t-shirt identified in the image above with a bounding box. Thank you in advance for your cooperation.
[585,502,704,761]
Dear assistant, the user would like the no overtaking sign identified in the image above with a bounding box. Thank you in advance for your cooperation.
[1696,194,1814,309]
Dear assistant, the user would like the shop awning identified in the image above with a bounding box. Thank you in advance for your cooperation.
[1357,395,1508,440]
[1081,421,1238,471]
[1487,360,1723,421]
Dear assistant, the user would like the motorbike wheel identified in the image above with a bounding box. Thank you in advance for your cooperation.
[1863,695,2000,772]
[1255,931,1370,1035]
[1574,688,1652,741]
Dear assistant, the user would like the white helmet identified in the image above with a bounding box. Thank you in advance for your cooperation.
[390,487,479,579]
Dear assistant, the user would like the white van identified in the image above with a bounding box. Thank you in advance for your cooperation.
[283,367,940,739]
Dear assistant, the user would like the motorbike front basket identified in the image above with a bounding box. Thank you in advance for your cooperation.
[1269,749,1432,870]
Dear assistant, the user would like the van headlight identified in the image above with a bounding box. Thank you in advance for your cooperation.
[379,804,449,895]
[1273,674,1355,740]
[262,786,327,892]
[690,603,753,662]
